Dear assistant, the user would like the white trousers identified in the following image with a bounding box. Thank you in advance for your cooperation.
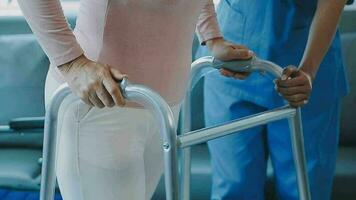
[45,70,180,200]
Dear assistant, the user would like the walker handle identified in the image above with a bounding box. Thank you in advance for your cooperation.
[212,56,283,78]
[212,57,253,73]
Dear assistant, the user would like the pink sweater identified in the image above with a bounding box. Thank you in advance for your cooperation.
[18,0,221,105]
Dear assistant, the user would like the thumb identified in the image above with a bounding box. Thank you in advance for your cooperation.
[281,66,298,80]
[108,66,127,81]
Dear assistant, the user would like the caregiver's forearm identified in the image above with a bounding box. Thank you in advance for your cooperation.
[299,0,346,79]
[195,1,222,45]
[18,0,83,67]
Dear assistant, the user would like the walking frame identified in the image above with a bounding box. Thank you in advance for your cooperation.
[40,56,311,200]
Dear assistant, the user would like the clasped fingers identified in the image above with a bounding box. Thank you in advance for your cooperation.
[275,66,313,107]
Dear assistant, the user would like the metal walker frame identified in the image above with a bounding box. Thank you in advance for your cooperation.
[40,56,311,200]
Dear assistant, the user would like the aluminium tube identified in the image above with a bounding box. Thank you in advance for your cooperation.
[178,106,295,148]
[251,57,311,200]
[288,108,311,200]
[40,83,72,200]
[40,78,179,200]
[180,56,310,200]
[179,56,216,200]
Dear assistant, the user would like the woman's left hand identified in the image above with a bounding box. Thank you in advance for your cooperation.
[275,66,314,107]
[206,38,253,79]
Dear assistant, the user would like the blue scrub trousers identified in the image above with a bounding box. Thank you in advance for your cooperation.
[204,71,341,200]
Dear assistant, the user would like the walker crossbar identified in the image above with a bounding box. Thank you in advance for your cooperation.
[40,79,179,200]
[179,56,311,200]
[178,105,295,148]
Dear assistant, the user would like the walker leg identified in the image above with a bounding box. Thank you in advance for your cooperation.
[288,108,311,200]
[40,114,57,200]
[179,90,193,200]
[40,86,73,200]
[179,148,191,200]
[163,141,180,200]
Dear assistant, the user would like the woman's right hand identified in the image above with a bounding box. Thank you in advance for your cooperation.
[58,55,127,108]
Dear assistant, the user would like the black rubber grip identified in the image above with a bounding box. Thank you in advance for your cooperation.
[212,57,253,73]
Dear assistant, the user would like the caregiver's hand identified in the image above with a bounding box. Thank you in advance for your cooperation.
[275,66,314,108]
[58,55,127,108]
[206,37,253,79]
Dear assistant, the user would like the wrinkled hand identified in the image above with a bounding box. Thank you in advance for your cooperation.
[206,38,253,79]
[275,66,313,107]
[58,55,127,108]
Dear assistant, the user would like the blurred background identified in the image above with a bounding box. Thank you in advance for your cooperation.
[0,0,355,199]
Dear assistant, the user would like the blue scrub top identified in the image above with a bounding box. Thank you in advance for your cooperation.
[200,0,349,108]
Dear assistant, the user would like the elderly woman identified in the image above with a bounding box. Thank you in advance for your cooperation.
[18,0,251,199]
